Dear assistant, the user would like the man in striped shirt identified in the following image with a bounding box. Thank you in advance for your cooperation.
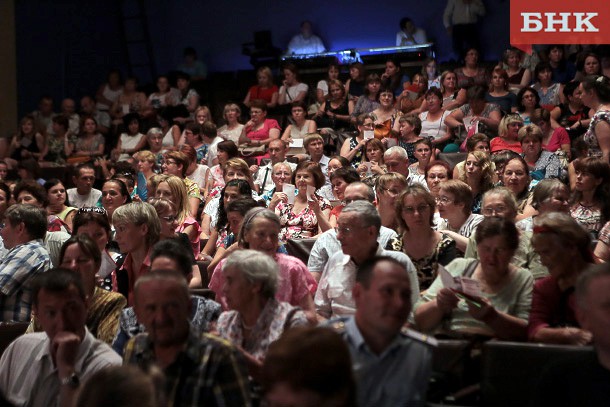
[0,204,51,322]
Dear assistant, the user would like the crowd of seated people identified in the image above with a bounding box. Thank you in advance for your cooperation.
[1,42,610,406]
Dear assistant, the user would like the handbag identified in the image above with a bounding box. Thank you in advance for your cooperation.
[238,144,266,157]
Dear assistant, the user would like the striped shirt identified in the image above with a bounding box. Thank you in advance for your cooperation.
[0,239,50,322]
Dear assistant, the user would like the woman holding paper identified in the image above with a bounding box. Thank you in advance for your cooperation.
[273,161,332,242]
[414,216,533,340]
[340,113,375,169]
[444,85,502,142]
[281,101,317,157]
[328,167,361,227]
[264,162,294,206]
[357,138,387,186]
[370,87,401,140]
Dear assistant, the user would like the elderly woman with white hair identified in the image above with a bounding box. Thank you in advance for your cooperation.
[209,208,317,317]
[216,249,309,380]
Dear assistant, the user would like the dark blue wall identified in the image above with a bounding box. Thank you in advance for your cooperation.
[15,0,510,117]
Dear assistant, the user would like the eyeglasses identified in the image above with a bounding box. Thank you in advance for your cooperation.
[161,215,178,222]
[335,225,366,235]
[482,206,507,216]
[164,160,177,166]
[78,207,107,215]
[381,187,402,196]
[435,196,454,205]
[402,204,430,214]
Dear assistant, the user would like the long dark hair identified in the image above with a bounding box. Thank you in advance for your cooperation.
[216,179,252,232]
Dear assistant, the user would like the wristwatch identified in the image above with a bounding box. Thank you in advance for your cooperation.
[60,372,80,388]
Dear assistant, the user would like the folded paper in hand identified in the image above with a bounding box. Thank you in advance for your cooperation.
[439,265,483,298]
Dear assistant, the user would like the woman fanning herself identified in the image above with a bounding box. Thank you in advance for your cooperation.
[356,138,387,186]
[272,161,332,242]
[398,72,428,114]
[210,210,316,317]
[579,75,610,162]
[215,250,309,381]
[569,157,610,239]
[445,85,502,142]
[370,87,401,140]
[414,216,533,340]
[459,150,495,213]
[528,212,594,345]
[341,113,374,169]
[387,185,457,290]
[328,167,361,228]
[437,180,484,253]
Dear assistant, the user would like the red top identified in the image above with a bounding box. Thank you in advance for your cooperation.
[542,127,570,153]
[490,136,523,154]
[248,85,278,104]
[527,276,579,341]
[246,119,280,141]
